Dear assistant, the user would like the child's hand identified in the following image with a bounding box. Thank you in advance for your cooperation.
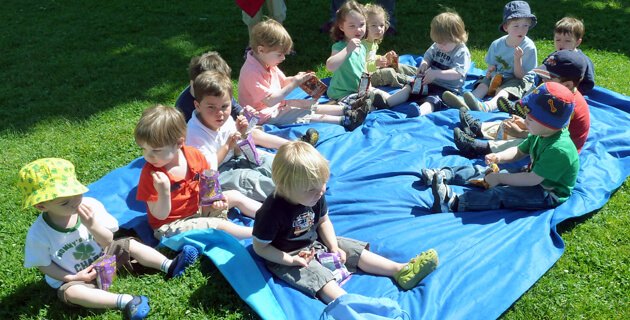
[151,171,170,193]
[514,46,524,60]
[486,65,496,78]
[244,105,259,117]
[292,248,315,267]
[485,153,500,165]
[417,63,428,75]
[77,202,96,228]
[503,117,528,137]
[330,247,347,264]
[294,72,313,85]
[376,56,389,68]
[209,197,228,212]
[235,114,249,134]
[346,38,362,52]
[484,172,501,188]
[228,132,242,148]
[422,69,437,84]
[73,265,97,282]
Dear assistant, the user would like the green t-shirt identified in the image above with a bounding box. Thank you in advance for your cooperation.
[327,41,367,100]
[517,128,579,203]
[363,40,379,73]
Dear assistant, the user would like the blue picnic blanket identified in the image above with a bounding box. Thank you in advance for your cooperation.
[86,55,630,319]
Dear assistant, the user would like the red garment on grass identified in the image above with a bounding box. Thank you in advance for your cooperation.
[236,0,265,17]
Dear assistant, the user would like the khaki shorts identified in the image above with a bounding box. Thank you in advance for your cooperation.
[153,208,228,240]
[266,237,368,298]
[476,77,534,99]
[57,237,134,305]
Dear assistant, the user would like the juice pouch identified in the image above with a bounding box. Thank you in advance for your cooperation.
[199,170,224,206]
[238,133,262,166]
[300,74,328,100]
[316,251,352,285]
[411,74,428,95]
[357,72,371,97]
[243,109,259,133]
[92,254,117,291]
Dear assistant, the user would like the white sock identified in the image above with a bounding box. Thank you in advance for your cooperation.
[116,294,134,310]
[160,258,173,273]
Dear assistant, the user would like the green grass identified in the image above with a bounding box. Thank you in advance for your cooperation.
[1,0,628,319]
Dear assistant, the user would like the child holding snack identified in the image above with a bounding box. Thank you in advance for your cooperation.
[238,19,365,130]
[253,141,439,303]
[135,105,258,240]
[326,0,391,111]
[426,82,579,213]
[443,1,537,112]
[176,51,319,149]
[378,11,471,116]
[19,158,200,319]
[363,3,416,88]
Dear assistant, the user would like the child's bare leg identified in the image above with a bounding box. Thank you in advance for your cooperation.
[223,189,262,218]
[309,114,345,125]
[216,220,252,239]
[317,280,348,304]
[472,83,489,99]
[386,85,411,107]
[484,90,509,111]
[129,239,169,270]
[314,104,345,116]
[418,101,435,116]
[64,285,120,308]
[251,128,289,150]
[357,249,406,277]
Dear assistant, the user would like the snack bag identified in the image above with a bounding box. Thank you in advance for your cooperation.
[243,109,260,134]
[468,163,500,189]
[385,51,399,69]
[199,170,224,206]
[92,254,117,291]
[238,133,262,166]
[357,72,371,97]
[411,74,428,95]
[316,251,352,285]
[300,74,328,100]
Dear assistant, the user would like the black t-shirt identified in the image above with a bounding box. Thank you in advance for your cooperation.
[253,193,328,253]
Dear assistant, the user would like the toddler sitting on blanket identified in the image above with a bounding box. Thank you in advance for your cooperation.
[252,141,438,304]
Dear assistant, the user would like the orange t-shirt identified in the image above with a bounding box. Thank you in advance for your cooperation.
[136,146,209,229]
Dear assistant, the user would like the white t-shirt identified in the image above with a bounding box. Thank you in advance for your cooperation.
[23,197,119,288]
[186,110,237,169]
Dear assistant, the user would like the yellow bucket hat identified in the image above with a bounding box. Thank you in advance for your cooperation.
[17,158,88,208]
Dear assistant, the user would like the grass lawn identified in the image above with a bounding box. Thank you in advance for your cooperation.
[1,0,628,319]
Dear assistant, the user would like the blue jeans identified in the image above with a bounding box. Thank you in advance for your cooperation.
[440,165,559,212]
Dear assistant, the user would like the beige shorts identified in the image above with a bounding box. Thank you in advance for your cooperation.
[57,237,134,305]
[476,77,533,99]
[153,208,229,240]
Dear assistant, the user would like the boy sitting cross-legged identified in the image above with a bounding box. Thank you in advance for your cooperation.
[19,158,199,320]
[426,82,579,213]
[252,141,439,304]
[135,105,258,240]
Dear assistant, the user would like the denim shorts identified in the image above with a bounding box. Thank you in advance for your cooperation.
[266,237,368,297]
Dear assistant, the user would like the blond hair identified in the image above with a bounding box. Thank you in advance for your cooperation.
[188,51,231,81]
[193,70,233,102]
[430,11,468,44]
[272,141,330,201]
[331,0,365,41]
[250,19,293,54]
[555,17,585,41]
[365,3,389,43]
[134,105,187,147]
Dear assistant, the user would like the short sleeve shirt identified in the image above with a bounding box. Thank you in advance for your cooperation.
[186,110,237,169]
[568,90,590,153]
[238,51,289,112]
[24,197,118,288]
[253,193,328,253]
[327,41,367,100]
[136,146,209,229]
[422,42,471,93]
[517,129,579,202]
[363,40,380,73]
[485,35,537,80]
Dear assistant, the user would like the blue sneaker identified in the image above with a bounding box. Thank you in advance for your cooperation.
[167,245,199,278]
[431,172,456,213]
[124,295,150,320]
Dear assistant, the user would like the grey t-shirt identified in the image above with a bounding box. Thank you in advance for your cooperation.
[422,42,471,93]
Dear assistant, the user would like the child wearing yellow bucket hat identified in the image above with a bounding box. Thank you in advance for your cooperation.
[18,158,200,320]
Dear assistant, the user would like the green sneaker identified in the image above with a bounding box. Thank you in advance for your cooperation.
[463,92,489,112]
[394,249,439,290]
[442,91,469,110]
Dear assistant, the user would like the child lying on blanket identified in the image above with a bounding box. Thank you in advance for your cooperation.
[379,11,471,116]
[18,158,200,320]
[454,50,590,157]
[425,82,579,213]
[176,51,319,149]
[363,3,416,88]
[135,105,259,240]
[252,141,438,303]
[238,19,357,129]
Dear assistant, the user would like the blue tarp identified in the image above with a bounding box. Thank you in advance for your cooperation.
[86,56,630,319]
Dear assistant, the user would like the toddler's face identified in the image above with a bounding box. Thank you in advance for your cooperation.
[292,183,327,207]
[38,194,83,217]
[340,10,366,40]
[524,114,555,136]
[194,94,232,131]
[366,14,386,41]
[256,46,287,68]
[504,18,532,41]
[139,142,180,169]
[554,32,581,51]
